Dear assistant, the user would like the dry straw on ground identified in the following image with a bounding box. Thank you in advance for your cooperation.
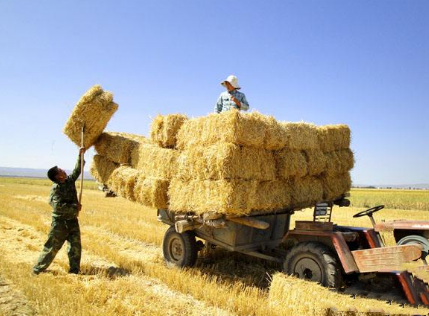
[275,150,308,179]
[63,85,118,149]
[130,143,178,179]
[94,132,148,164]
[318,124,351,153]
[269,273,417,315]
[90,155,118,184]
[150,114,188,148]
[169,179,292,215]
[177,143,277,181]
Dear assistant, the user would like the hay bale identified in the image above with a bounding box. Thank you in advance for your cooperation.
[94,132,149,164]
[303,149,326,176]
[290,177,323,208]
[318,124,351,152]
[130,143,178,179]
[177,143,276,181]
[150,114,188,148]
[63,85,118,149]
[324,149,354,175]
[169,179,292,215]
[134,175,169,209]
[90,155,118,184]
[275,150,308,179]
[322,172,351,201]
[176,110,279,150]
[264,115,288,150]
[280,122,320,150]
[108,166,140,201]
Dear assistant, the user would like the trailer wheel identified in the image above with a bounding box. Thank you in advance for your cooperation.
[283,242,342,288]
[163,226,197,268]
[397,235,429,260]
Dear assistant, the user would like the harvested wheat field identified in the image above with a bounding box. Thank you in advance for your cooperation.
[0,177,428,316]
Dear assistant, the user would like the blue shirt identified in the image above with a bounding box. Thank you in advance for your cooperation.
[215,89,249,113]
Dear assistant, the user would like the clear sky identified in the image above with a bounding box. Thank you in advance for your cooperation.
[0,0,428,185]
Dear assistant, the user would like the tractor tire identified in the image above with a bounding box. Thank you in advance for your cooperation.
[162,226,197,268]
[283,241,342,288]
[397,235,429,260]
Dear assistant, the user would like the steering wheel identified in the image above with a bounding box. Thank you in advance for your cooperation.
[353,205,385,218]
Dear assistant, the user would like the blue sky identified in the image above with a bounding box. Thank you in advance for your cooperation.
[0,0,428,185]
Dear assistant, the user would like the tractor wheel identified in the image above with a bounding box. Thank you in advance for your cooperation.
[397,235,429,260]
[162,226,197,268]
[283,241,342,288]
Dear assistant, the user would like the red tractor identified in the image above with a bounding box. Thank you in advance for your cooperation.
[158,196,429,306]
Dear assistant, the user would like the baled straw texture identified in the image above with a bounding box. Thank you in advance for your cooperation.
[176,110,286,150]
[108,166,140,201]
[321,172,352,201]
[150,114,188,148]
[168,179,291,215]
[63,85,118,149]
[303,149,327,176]
[134,175,169,209]
[324,149,354,176]
[176,143,276,181]
[318,124,351,152]
[290,177,324,208]
[130,143,178,179]
[281,122,320,150]
[94,132,149,164]
[275,150,308,179]
[90,155,118,184]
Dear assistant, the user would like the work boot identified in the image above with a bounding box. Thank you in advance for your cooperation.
[68,269,79,275]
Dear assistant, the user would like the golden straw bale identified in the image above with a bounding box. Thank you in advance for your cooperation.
[280,122,320,150]
[290,177,323,208]
[108,166,140,201]
[176,143,276,181]
[303,149,327,176]
[94,132,149,164]
[150,114,188,148]
[275,150,308,179]
[63,85,118,149]
[90,155,118,184]
[130,143,178,179]
[176,110,273,150]
[324,149,354,175]
[318,124,351,152]
[134,175,169,209]
[263,115,288,150]
[322,172,352,201]
[169,179,292,215]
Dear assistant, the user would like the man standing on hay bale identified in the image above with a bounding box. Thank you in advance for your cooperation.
[215,75,249,113]
[32,147,85,275]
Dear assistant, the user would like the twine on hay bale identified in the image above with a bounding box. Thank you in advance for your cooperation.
[63,85,118,149]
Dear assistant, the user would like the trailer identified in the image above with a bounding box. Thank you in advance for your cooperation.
[158,196,429,306]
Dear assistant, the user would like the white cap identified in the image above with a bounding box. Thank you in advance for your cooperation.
[221,75,241,89]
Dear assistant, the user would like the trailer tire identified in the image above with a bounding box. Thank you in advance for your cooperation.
[163,226,197,268]
[283,241,342,288]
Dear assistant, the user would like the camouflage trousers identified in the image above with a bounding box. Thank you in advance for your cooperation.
[33,217,81,274]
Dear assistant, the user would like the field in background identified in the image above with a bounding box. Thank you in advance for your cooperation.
[0,177,428,316]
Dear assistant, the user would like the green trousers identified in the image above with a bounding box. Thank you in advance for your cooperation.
[33,217,81,274]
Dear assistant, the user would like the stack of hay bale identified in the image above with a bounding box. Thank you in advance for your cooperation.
[65,86,353,217]
[169,110,353,216]
[90,110,353,217]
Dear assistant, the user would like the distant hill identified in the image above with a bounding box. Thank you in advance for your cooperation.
[0,167,94,180]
